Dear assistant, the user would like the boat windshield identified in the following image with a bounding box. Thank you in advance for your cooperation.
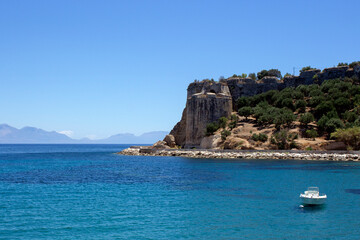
[307,187,319,192]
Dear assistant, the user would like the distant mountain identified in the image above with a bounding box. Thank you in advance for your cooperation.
[0,124,75,143]
[0,124,168,144]
[99,131,169,144]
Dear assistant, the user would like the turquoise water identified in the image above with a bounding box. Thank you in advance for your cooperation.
[1,144,360,239]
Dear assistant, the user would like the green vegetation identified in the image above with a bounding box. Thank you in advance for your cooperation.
[205,116,229,136]
[349,61,360,68]
[248,73,256,80]
[251,133,268,142]
[300,66,317,73]
[221,130,231,140]
[257,69,282,79]
[305,129,318,139]
[205,122,219,136]
[331,127,360,150]
[238,106,253,120]
[270,130,298,150]
[234,77,360,147]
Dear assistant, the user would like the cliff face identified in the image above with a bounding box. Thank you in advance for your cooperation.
[171,80,233,148]
[168,65,360,148]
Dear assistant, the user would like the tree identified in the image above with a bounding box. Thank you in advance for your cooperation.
[325,118,345,134]
[338,62,348,67]
[331,127,360,150]
[257,70,268,80]
[236,97,249,109]
[248,73,256,80]
[274,108,295,129]
[314,101,335,119]
[349,61,360,68]
[317,116,329,133]
[334,97,352,113]
[238,106,253,120]
[299,113,315,127]
[343,111,358,123]
[268,69,282,79]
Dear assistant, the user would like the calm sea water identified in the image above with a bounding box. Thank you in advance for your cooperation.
[1,144,360,239]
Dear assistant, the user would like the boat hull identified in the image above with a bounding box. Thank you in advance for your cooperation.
[300,196,326,205]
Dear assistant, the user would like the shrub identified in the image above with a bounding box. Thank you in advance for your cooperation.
[308,96,325,108]
[205,122,219,136]
[299,113,315,127]
[251,133,259,141]
[292,90,304,100]
[251,133,268,142]
[221,130,231,140]
[258,133,268,142]
[331,127,360,150]
[271,130,298,150]
[300,66,316,73]
[240,73,247,78]
[218,117,228,129]
[305,129,318,139]
[338,62,348,67]
[228,121,237,130]
[281,98,295,111]
[230,114,238,121]
[295,100,307,112]
[297,85,310,96]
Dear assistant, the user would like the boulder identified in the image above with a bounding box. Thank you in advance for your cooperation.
[163,134,176,148]
[223,137,251,150]
[152,141,170,149]
[200,135,222,149]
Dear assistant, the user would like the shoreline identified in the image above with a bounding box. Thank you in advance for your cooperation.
[118,147,360,161]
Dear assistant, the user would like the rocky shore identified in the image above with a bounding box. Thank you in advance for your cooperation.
[118,147,360,161]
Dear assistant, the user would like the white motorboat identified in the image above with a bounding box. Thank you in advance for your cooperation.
[300,187,327,205]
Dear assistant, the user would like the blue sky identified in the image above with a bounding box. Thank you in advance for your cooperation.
[1,0,359,139]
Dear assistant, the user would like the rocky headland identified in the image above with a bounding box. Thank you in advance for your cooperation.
[119,62,360,160]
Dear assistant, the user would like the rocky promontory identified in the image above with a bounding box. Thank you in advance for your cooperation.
[164,63,360,151]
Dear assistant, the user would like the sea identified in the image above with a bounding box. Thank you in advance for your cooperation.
[1,144,360,239]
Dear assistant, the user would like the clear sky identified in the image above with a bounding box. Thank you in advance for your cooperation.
[1,0,359,139]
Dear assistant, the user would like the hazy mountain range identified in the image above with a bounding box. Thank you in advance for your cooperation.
[0,124,168,144]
